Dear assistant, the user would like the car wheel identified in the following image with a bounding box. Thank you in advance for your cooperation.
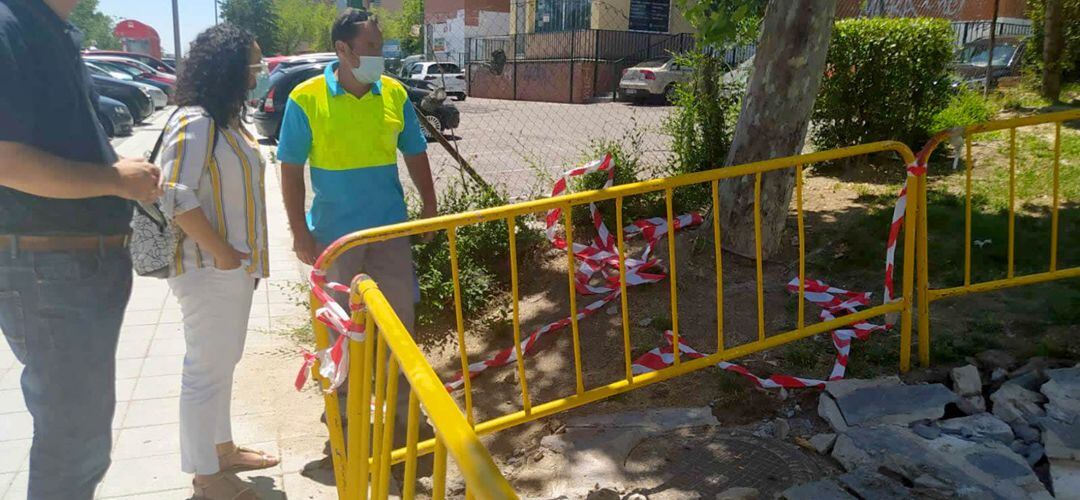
[456,93,466,101]
[98,113,114,137]
[424,114,443,139]
[663,84,676,104]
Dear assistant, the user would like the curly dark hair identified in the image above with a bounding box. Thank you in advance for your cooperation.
[174,24,254,127]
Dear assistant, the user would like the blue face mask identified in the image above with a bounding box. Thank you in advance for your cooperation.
[350,55,384,84]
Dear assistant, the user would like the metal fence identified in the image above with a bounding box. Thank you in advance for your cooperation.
[951,20,1034,47]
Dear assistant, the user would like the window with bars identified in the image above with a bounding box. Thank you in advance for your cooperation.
[534,0,591,33]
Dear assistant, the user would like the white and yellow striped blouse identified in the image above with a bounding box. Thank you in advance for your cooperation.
[158,106,269,278]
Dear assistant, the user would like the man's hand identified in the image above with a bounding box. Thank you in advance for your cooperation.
[112,158,163,202]
[293,228,318,266]
[420,201,437,243]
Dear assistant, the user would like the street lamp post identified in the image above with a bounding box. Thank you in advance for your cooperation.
[172,0,181,71]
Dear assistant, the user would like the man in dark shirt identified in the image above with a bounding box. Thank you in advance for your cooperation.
[0,0,162,498]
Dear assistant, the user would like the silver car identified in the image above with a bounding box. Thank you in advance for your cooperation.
[618,57,692,103]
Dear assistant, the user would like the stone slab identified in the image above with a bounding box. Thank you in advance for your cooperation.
[990,383,1047,425]
[825,376,902,400]
[1040,417,1080,461]
[818,394,848,432]
[834,384,957,426]
[836,426,1051,499]
[781,479,856,500]
[838,467,912,500]
[938,413,1015,445]
[950,364,983,396]
[809,433,837,455]
[1049,459,1080,500]
[1042,367,1080,425]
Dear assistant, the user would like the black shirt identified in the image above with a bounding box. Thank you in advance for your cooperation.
[0,0,130,236]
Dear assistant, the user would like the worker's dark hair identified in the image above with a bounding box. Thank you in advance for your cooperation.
[174,23,254,128]
[331,8,377,46]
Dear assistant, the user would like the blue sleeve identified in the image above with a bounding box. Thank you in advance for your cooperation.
[397,99,427,156]
[276,98,312,165]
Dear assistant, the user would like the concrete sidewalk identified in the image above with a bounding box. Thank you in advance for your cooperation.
[0,110,335,499]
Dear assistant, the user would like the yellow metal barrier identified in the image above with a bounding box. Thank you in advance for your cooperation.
[310,140,920,487]
[915,109,1080,367]
[309,275,517,499]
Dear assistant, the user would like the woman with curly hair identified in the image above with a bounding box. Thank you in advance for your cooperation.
[157,23,277,499]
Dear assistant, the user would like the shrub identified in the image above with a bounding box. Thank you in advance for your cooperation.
[569,124,668,229]
[812,18,955,151]
[1025,0,1080,82]
[410,180,544,327]
[929,87,997,134]
[664,50,742,209]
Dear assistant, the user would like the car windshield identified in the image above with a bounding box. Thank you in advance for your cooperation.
[116,59,157,74]
[428,63,461,74]
[959,43,1017,67]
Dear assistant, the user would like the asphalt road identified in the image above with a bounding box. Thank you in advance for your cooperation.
[423,97,676,199]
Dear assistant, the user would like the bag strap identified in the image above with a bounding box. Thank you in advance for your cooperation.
[137,109,219,228]
[146,108,219,163]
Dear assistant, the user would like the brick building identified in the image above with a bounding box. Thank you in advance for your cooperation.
[425,0,512,65]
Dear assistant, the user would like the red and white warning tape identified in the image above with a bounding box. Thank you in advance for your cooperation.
[632,161,927,389]
[297,154,927,395]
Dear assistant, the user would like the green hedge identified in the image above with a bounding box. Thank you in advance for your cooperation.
[813,18,955,151]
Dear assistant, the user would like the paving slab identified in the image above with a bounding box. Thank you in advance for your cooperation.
[834,383,957,426]
[1042,367,1080,425]
[780,478,855,500]
[938,413,1015,445]
[833,425,1051,499]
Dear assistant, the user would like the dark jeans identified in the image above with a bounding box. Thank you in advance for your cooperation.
[0,248,132,500]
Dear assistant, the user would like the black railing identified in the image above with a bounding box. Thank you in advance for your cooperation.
[951,20,1033,47]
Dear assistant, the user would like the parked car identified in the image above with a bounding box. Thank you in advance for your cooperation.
[86,56,176,85]
[398,55,426,77]
[269,52,337,75]
[953,36,1027,89]
[618,57,692,104]
[407,62,467,101]
[85,50,175,74]
[86,63,168,109]
[252,62,460,140]
[95,95,133,137]
[85,57,173,99]
[88,73,154,123]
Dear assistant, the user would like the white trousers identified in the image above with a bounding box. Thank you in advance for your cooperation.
[167,267,255,475]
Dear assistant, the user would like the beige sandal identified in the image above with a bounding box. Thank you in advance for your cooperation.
[219,446,280,473]
[192,473,258,500]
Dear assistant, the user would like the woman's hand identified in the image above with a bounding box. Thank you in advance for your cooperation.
[214,247,250,271]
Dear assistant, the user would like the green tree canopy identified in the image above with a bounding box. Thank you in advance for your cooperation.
[373,0,423,55]
[219,0,281,55]
[69,0,120,50]
[274,0,338,54]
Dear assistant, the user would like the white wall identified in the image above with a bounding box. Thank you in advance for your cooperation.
[430,9,510,65]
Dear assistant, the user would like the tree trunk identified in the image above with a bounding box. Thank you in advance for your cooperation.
[717,0,838,260]
[1042,0,1064,101]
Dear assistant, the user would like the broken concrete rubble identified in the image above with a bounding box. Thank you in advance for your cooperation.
[809,433,837,455]
[1049,458,1080,500]
[825,376,902,399]
[780,478,856,500]
[952,364,983,397]
[938,413,1015,445]
[833,383,957,426]
[1041,417,1080,461]
[991,382,1048,425]
[1042,367,1080,425]
[838,467,914,499]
